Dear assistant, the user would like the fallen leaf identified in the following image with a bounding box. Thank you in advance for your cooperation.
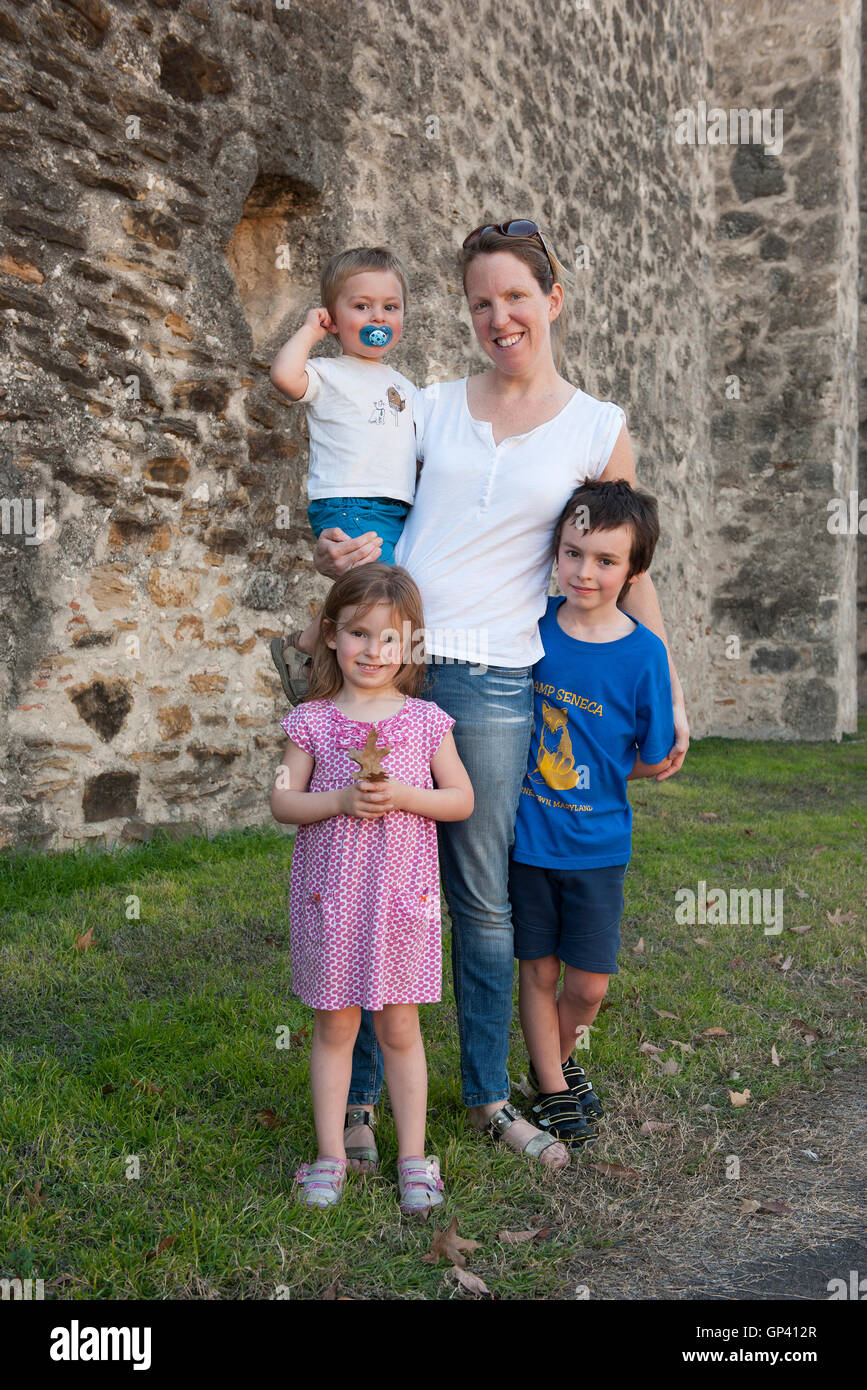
[743,828,754,837]
[26,1180,46,1209]
[655,1057,680,1075]
[810,845,828,857]
[132,1080,165,1096]
[513,1073,536,1100]
[729,1089,751,1107]
[630,937,645,955]
[652,1008,680,1020]
[800,1149,819,1160]
[321,1283,338,1300]
[101,1083,117,1095]
[698,812,718,821]
[264,934,281,946]
[790,924,812,935]
[771,1045,781,1067]
[447,1266,491,1297]
[639,1041,663,1055]
[144,1234,176,1262]
[290,1028,311,1046]
[768,952,783,965]
[589,1162,641,1181]
[794,887,808,900]
[74,927,94,952]
[422,1217,482,1270]
[740,1198,762,1215]
[255,1108,283,1129]
[498,1227,552,1244]
[639,1119,675,1136]
[780,954,793,973]
[755,1199,792,1216]
[730,957,746,970]
[702,1027,730,1038]
[790,1018,823,1044]
[670,1040,694,1053]
[694,937,712,947]
[826,907,856,926]
[597,999,615,1013]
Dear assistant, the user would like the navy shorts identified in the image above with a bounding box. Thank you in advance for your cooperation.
[307,496,410,567]
[509,858,628,974]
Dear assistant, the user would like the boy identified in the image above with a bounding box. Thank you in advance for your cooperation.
[509,478,675,1145]
[269,247,417,703]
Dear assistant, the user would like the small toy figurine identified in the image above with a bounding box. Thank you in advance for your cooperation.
[347,726,391,782]
[360,324,393,347]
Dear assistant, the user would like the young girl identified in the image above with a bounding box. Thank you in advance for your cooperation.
[270,563,474,1213]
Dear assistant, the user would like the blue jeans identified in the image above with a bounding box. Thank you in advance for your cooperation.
[307,496,410,567]
[347,659,534,1108]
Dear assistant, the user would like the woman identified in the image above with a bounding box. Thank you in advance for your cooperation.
[310,222,689,1169]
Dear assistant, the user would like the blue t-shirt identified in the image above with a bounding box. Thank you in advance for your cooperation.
[512,597,674,870]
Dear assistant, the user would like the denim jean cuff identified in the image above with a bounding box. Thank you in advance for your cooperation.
[346,1091,380,1107]
[462,1089,511,1109]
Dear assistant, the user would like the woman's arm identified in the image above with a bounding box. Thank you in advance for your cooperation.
[600,425,689,780]
[313,527,384,579]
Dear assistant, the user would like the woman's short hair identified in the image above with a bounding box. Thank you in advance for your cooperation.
[319,247,409,317]
[457,225,570,368]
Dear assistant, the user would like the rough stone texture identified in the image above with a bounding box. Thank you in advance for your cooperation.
[0,0,860,851]
[860,9,867,705]
[706,0,861,739]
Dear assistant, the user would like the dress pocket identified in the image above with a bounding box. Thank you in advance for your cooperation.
[386,887,439,979]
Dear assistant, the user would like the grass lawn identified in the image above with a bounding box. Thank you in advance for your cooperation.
[1,725,864,1300]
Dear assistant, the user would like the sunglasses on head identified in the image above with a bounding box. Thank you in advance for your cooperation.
[462,219,557,278]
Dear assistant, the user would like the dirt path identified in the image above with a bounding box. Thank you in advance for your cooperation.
[565,1069,866,1300]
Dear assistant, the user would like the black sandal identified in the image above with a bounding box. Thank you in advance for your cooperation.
[531,1090,598,1146]
[529,1060,605,1123]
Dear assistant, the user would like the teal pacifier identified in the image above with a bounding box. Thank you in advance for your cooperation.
[360,324,392,347]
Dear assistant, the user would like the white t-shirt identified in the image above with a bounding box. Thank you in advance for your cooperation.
[394,379,626,667]
[300,355,417,504]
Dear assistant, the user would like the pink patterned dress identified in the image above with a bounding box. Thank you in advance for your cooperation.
[280,696,455,1010]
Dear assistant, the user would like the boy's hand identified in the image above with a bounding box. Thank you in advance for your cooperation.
[656,685,689,781]
[314,527,384,578]
[339,780,391,819]
[303,306,334,341]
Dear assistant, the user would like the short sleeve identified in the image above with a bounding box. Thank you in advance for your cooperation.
[412,382,439,464]
[424,700,455,760]
[589,401,626,478]
[635,644,674,764]
[280,702,315,756]
[299,357,323,404]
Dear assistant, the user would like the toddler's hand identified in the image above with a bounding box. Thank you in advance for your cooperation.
[303,306,334,341]
[340,780,390,819]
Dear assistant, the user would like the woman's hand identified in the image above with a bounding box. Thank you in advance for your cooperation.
[339,779,394,819]
[657,681,690,781]
[313,527,384,579]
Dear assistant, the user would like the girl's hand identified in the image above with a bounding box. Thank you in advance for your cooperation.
[340,779,391,819]
[303,305,334,340]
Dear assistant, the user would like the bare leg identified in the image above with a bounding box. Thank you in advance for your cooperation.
[373,1004,426,1159]
[518,956,568,1092]
[309,1006,361,1159]
[557,968,609,1062]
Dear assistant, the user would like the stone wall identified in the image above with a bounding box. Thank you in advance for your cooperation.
[0,0,859,853]
[707,0,861,739]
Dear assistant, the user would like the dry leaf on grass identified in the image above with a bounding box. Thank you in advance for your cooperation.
[740,1198,792,1217]
[144,1235,176,1262]
[447,1266,491,1297]
[694,937,712,947]
[254,1108,283,1129]
[27,1179,46,1209]
[589,1162,642,1181]
[132,1080,165,1096]
[670,1040,694,1053]
[790,1018,823,1044]
[729,1089,751,1107]
[701,1027,730,1038]
[826,907,856,926]
[639,1041,663,1055]
[655,1057,680,1075]
[630,937,645,955]
[422,1218,482,1270]
[513,1073,536,1100]
[653,1008,680,1020]
[780,954,794,973]
[794,887,808,899]
[771,1044,781,1067]
[790,924,813,935]
[698,812,718,821]
[74,928,94,951]
[101,1083,117,1095]
[639,1119,675,1136]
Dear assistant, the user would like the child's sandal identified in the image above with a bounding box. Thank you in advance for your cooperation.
[270,634,312,706]
[295,1157,347,1208]
[563,1058,604,1122]
[397,1155,445,1216]
[344,1106,378,1173]
[531,1091,598,1147]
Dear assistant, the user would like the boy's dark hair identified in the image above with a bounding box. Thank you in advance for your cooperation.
[553,479,660,602]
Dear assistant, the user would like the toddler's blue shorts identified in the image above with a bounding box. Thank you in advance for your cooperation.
[509,857,628,974]
[307,496,410,567]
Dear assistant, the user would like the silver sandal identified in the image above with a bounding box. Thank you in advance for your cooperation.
[483,1102,570,1164]
[344,1106,378,1172]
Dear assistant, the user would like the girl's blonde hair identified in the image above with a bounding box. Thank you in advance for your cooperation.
[306,564,426,703]
[320,247,409,317]
[458,226,570,371]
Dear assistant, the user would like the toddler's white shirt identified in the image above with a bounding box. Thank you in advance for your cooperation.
[395,379,625,667]
[300,355,417,503]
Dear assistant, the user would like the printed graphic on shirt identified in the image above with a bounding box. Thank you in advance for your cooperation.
[528,699,590,792]
[368,385,407,426]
